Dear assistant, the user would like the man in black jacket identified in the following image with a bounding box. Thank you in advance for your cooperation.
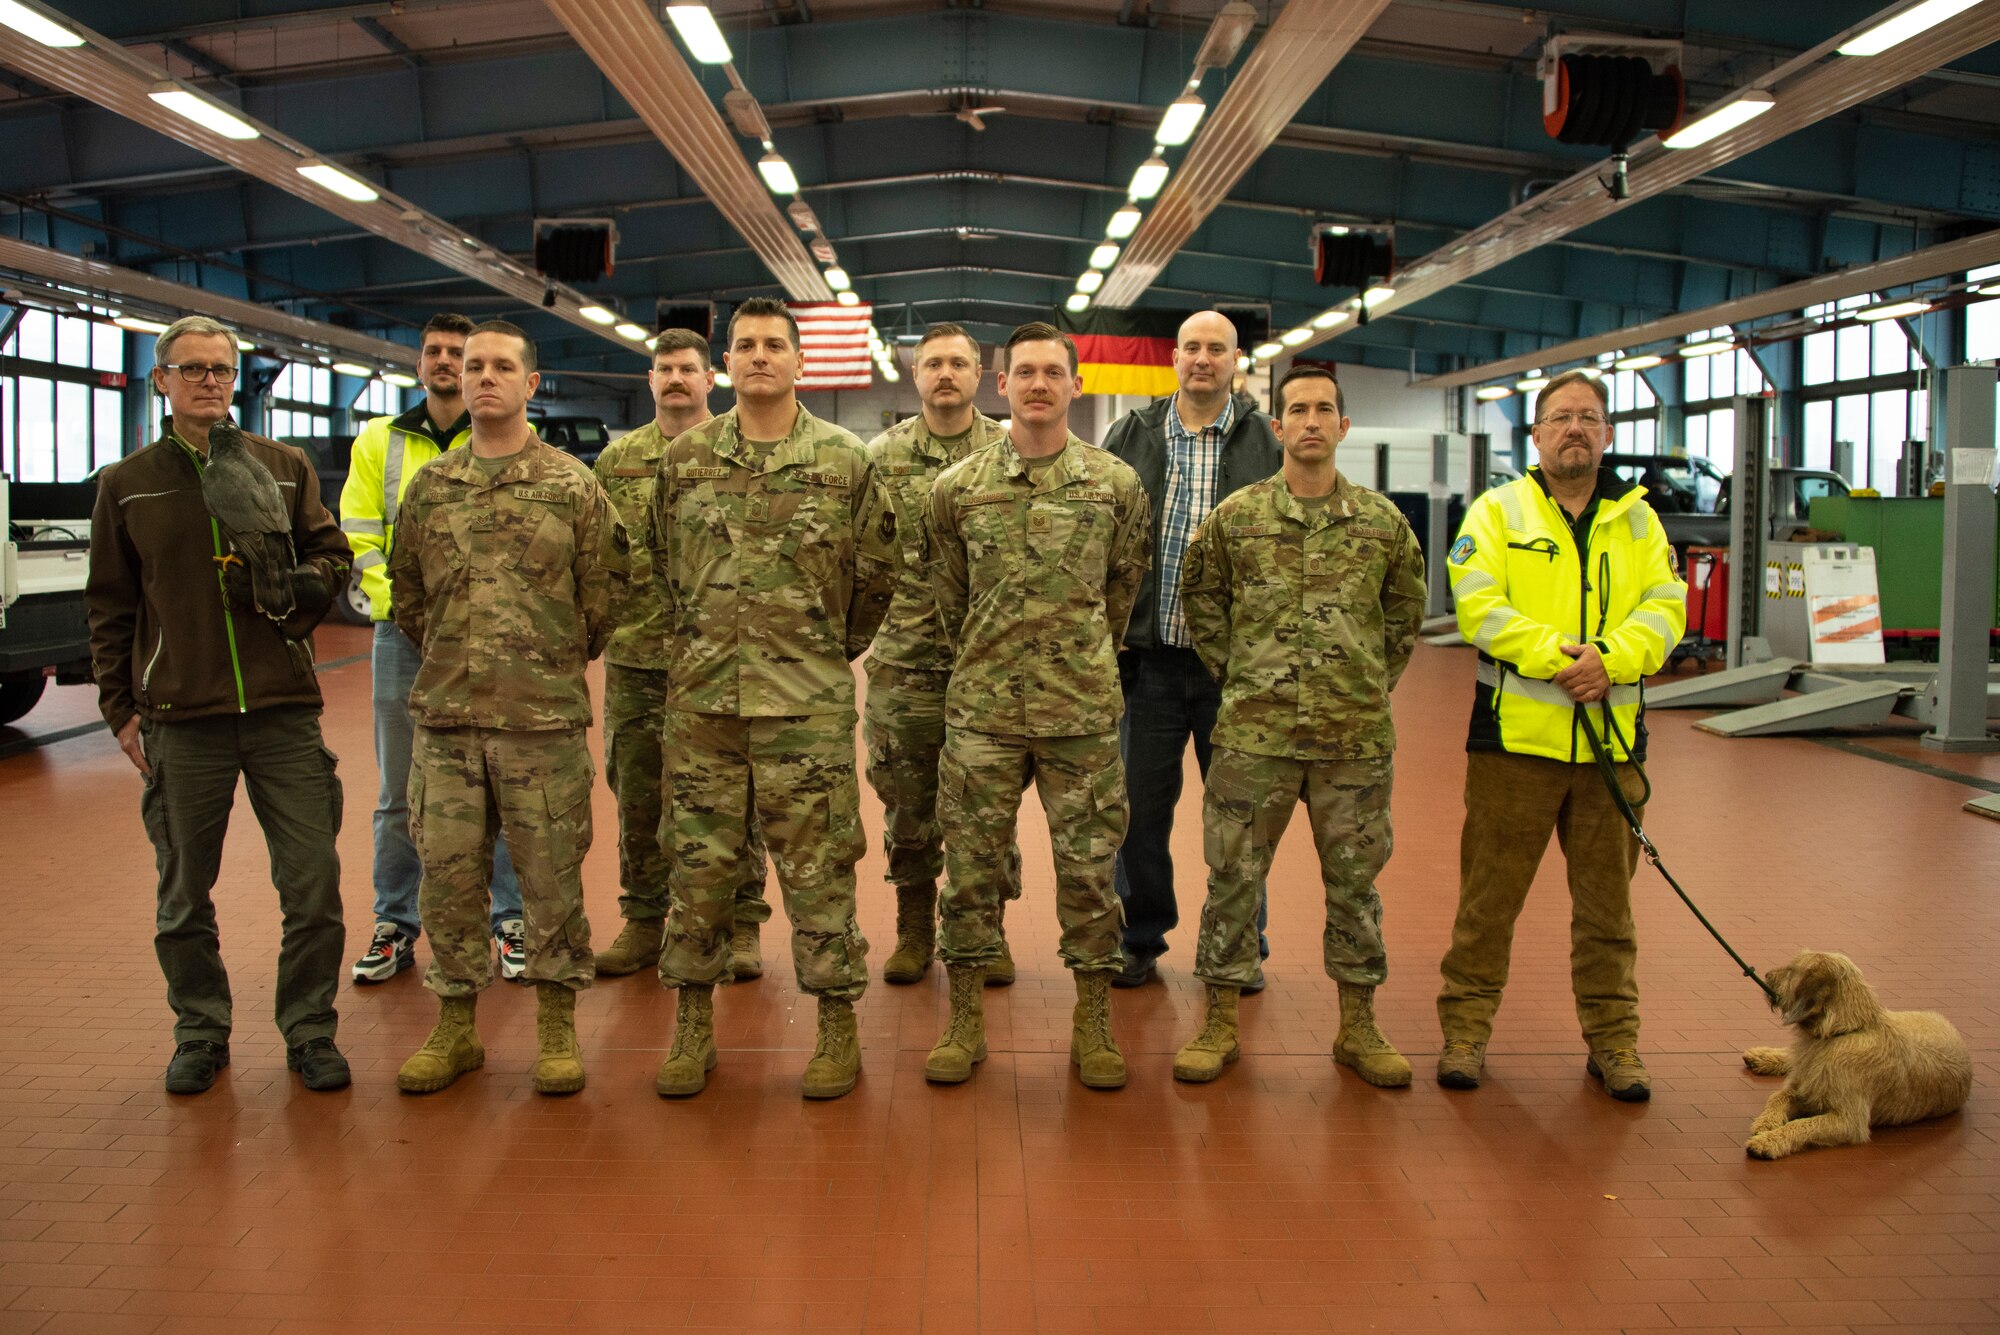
[1101,311,1284,987]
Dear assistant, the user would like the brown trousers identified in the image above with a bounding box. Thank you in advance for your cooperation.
[1436,750,1643,1050]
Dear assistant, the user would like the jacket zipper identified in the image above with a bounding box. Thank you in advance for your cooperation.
[141,628,165,694]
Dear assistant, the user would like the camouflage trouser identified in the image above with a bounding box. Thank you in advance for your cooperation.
[861,660,1021,900]
[936,727,1126,973]
[410,725,595,996]
[1197,747,1394,988]
[1437,750,1642,1050]
[604,663,770,924]
[659,709,869,1000]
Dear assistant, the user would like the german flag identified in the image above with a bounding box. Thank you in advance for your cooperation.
[1055,307,1187,397]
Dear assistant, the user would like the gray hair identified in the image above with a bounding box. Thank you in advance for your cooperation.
[155,315,238,368]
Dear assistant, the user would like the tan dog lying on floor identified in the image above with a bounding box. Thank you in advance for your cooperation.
[1741,950,1972,1160]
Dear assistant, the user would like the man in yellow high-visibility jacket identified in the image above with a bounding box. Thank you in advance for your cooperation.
[1436,368,1687,1102]
[340,313,524,985]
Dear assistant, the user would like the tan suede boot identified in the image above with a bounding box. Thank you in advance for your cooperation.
[593,918,664,976]
[532,984,586,1095]
[1070,971,1126,1089]
[1172,984,1241,1083]
[1333,982,1412,1087]
[924,965,987,1083]
[985,909,1016,988]
[655,985,716,1096]
[728,920,762,980]
[882,883,936,985]
[801,997,861,1099]
[397,995,482,1094]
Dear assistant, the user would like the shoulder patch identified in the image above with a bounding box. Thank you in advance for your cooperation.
[1449,534,1476,565]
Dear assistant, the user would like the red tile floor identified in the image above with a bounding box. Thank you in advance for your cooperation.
[1,622,1995,1333]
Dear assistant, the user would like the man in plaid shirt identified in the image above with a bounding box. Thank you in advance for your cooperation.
[1101,311,1284,988]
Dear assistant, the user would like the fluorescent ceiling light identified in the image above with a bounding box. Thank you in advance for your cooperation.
[0,0,82,46]
[665,5,733,64]
[881,363,900,382]
[1089,243,1120,270]
[1678,338,1735,358]
[383,372,419,388]
[1661,90,1776,149]
[113,316,169,335]
[1128,156,1169,200]
[1839,0,1981,56]
[1613,353,1664,371]
[1856,298,1931,322]
[1515,375,1550,391]
[715,372,732,388]
[757,153,799,195]
[331,362,374,377]
[1065,293,1090,313]
[1474,385,1512,401]
[1361,285,1396,305]
[297,161,379,202]
[1157,93,1206,147]
[1280,327,1312,347]
[149,86,259,141]
[1253,341,1284,360]
[1236,355,1250,370]
[578,305,617,326]
[1106,204,1142,240]
[824,267,851,291]
[836,291,860,306]
[615,322,649,341]
[1076,270,1104,294]
[1311,309,1350,330]
[1192,1,1257,71]
[235,339,256,352]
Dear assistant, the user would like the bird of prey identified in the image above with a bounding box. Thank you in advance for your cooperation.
[201,418,297,626]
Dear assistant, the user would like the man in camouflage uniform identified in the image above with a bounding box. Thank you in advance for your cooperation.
[648,297,896,1101]
[592,330,772,981]
[388,320,627,1097]
[863,322,1021,987]
[1173,366,1426,1088]
[925,322,1152,1090]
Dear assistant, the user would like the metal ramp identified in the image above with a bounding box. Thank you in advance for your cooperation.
[1649,658,1798,709]
[1967,793,2000,821]
[1693,680,1910,737]
[1654,659,1998,739]
[1418,613,1464,647]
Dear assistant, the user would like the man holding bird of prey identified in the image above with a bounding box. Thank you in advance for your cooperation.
[86,315,353,1096]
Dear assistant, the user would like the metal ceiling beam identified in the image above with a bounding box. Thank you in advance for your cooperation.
[1293,0,2000,358]
[0,233,413,367]
[1419,229,2000,389]
[541,0,831,301]
[1096,0,1394,307]
[0,5,636,349]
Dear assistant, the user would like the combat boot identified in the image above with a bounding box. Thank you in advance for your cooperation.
[801,997,861,1099]
[397,995,483,1094]
[594,918,664,976]
[1436,1037,1486,1090]
[924,965,987,1083]
[1070,971,1126,1089]
[882,883,936,984]
[986,904,1016,987]
[655,985,716,1097]
[1587,1047,1652,1102]
[1172,984,1241,1083]
[1332,982,1412,1088]
[729,919,763,980]
[532,983,586,1095]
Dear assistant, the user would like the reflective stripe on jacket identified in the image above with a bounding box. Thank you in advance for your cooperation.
[1448,469,1687,763]
[339,410,469,619]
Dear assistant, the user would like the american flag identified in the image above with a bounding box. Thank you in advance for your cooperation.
[790,302,874,390]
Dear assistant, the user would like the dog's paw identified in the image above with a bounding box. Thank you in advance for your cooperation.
[1745,1131,1787,1160]
[1750,1110,1787,1136]
[1742,1046,1789,1076]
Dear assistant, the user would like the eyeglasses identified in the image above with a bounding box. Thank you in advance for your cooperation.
[161,362,239,384]
[1537,410,1606,430]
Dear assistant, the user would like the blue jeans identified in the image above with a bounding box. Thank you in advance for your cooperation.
[371,621,520,937]
[1115,646,1265,964]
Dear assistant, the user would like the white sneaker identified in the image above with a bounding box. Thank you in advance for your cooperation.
[495,917,527,981]
[352,922,414,983]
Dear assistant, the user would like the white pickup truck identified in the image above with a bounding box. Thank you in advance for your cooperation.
[0,477,95,725]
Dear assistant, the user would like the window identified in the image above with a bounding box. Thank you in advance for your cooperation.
[1683,326,1768,404]
[1797,295,1931,490]
[1968,264,2000,363]
[268,361,334,441]
[1,308,132,482]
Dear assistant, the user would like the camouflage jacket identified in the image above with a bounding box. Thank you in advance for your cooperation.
[389,433,628,730]
[929,434,1152,737]
[1182,472,1425,760]
[594,419,674,670]
[649,404,896,717]
[864,410,1009,672]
